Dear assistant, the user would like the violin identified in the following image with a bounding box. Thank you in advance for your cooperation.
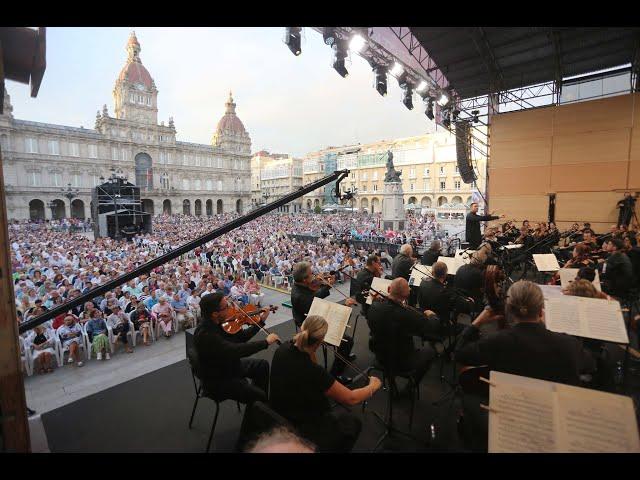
[309,272,335,291]
[219,303,278,335]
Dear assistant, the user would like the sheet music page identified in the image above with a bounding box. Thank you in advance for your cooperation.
[558,268,602,292]
[437,256,460,275]
[307,298,351,347]
[580,296,628,344]
[488,371,558,453]
[555,384,640,452]
[504,244,522,249]
[409,264,432,286]
[538,284,564,299]
[533,253,561,272]
[558,268,579,288]
[544,296,582,335]
[366,277,392,305]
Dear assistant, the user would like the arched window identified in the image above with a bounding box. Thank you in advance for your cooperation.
[135,153,153,189]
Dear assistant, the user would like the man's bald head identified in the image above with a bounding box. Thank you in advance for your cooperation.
[389,278,410,300]
[400,244,413,256]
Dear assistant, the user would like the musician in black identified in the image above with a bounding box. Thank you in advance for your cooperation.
[421,240,441,266]
[617,192,637,228]
[417,261,454,331]
[193,292,280,404]
[600,238,634,298]
[391,244,415,281]
[465,203,502,249]
[290,261,356,384]
[349,254,382,317]
[269,315,382,453]
[367,278,437,386]
[455,281,595,451]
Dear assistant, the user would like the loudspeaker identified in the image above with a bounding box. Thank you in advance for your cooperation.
[456,120,477,184]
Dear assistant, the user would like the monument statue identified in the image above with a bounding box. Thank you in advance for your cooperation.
[384,150,402,183]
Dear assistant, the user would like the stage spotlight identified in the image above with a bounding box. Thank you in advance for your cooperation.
[390,62,404,77]
[349,33,366,53]
[416,81,428,93]
[425,98,434,120]
[373,64,387,96]
[402,84,414,110]
[323,28,336,47]
[472,110,480,123]
[285,27,302,56]
[332,40,349,77]
[437,91,449,106]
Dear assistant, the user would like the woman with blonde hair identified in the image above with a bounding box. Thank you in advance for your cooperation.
[269,315,382,452]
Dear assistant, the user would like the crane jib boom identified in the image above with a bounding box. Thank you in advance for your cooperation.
[19,169,351,334]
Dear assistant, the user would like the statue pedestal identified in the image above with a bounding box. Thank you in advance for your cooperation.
[382,181,406,232]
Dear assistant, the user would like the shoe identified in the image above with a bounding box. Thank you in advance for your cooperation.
[68,357,74,364]
[77,361,84,367]
[106,353,111,360]
[348,353,357,361]
[27,407,36,416]
[336,375,353,386]
[97,352,103,360]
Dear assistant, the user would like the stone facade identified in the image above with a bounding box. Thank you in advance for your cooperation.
[302,132,486,213]
[0,32,252,220]
[251,151,303,212]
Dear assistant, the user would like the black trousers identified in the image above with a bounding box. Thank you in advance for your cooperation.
[112,323,130,344]
[297,409,362,453]
[402,344,436,385]
[213,358,270,405]
[329,335,354,377]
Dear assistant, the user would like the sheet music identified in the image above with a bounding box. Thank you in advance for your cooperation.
[533,253,561,272]
[437,256,461,275]
[488,371,558,453]
[545,295,628,344]
[504,244,522,249]
[556,384,640,452]
[307,298,352,347]
[488,371,640,453]
[538,284,564,299]
[558,268,602,292]
[409,264,432,286]
[366,277,393,305]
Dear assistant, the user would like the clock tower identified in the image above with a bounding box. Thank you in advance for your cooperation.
[113,32,158,124]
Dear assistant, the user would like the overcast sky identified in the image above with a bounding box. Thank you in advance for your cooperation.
[6,27,436,157]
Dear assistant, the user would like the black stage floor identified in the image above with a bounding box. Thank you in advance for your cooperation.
[41,303,640,453]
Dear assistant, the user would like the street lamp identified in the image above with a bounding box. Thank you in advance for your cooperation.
[61,183,80,218]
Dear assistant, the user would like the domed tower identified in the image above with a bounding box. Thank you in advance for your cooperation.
[212,91,251,154]
[113,32,158,124]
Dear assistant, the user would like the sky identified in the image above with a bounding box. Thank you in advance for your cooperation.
[6,27,436,157]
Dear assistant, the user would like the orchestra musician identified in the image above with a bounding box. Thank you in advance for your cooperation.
[417,261,456,333]
[599,238,634,299]
[269,315,382,453]
[290,261,356,384]
[193,292,280,404]
[421,240,442,266]
[465,203,503,250]
[391,244,415,281]
[455,281,596,451]
[349,254,383,317]
[367,278,438,387]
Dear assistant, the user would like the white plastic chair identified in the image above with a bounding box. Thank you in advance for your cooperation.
[82,322,112,360]
[19,336,33,376]
[106,317,135,352]
[155,311,178,339]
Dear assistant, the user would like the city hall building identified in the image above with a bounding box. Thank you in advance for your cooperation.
[0,32,252,221]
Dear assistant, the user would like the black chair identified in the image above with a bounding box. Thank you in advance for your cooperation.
[186,349,242,453]
[235,401,296,452]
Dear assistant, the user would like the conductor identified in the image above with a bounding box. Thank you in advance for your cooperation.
[465,202,503,249]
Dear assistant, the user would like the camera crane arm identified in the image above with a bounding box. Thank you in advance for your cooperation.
[19,169,351,334]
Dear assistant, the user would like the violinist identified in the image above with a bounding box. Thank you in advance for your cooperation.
[290,261,356,385]
[367,278,437,387]
[269,315,382,452]
[421,240,442,266]
[193,292,280,404]
[391,244,416,282]
[580,228,598,252]
[600,238,634,298]
[417,261,453,328]
[349,254,383,317]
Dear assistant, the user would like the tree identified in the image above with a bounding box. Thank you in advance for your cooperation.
[314,205,322,214]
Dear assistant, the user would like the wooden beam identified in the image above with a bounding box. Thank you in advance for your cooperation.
[0,144,30,452]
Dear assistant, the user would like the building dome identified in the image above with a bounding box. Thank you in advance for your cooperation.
[215,91,246,136]
[117,31,154,89]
